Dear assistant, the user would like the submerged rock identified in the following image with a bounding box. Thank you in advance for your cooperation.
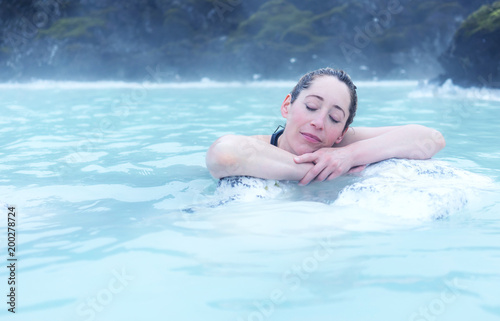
[437,1,500,88]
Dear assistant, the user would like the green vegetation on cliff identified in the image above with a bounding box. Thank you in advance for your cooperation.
[39,17,106,40]
[230,0,323,52]
[456,1,500,38]
[438,1,500,87]
[0,0,496,82]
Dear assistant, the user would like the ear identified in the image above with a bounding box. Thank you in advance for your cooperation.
[335,126,349,144]
[281,94,292,118]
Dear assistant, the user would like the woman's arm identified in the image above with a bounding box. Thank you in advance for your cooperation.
[295,125,446,185]
[206,134,314,180]
[338,124,446,161]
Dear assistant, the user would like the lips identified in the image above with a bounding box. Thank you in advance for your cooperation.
[300,132,321,143]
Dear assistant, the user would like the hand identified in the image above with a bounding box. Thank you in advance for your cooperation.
[293,147,365,185]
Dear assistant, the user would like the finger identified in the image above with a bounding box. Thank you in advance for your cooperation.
[316,165,337,182]
[347,165,366,174]
[294,153,316,164]
[299,164,326,185]
[299,170,316,186]
[324,169,343,181]
[314,159,344,182]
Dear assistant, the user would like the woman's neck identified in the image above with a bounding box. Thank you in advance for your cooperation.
[277,132,296,155]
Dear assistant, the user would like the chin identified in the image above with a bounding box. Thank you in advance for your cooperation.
[294,145,317,155]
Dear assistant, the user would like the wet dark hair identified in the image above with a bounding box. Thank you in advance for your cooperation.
[290,68,357,131]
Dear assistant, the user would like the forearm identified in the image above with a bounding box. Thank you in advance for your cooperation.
[206,135,313,180]
[346,125,446,166]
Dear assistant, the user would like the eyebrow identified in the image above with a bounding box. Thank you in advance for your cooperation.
[305,95,346,118]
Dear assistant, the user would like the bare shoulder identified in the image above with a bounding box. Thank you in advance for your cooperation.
[252,134,271,143]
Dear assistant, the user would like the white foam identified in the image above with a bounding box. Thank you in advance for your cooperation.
[81,163,153,174]
[213,159,497,222]
[409,79,500,102]
[334,159,495,220]
[59,151,108,164]
[216,176,285,203]
[0,79,419,90]
[356,80,418,88]
[0,80,295,90]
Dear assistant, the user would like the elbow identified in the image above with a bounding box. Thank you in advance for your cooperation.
[434,130,446,152]
[411,125,446,159]
[206,135,239,179]
[426,126,446,157]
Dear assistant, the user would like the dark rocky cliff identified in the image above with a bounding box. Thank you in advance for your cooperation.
[437,1,500,88]
[0,0,495,84]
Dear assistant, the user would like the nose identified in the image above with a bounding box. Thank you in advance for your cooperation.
[310,113,326,130]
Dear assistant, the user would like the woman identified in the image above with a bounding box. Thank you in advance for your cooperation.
[206,68,446,185]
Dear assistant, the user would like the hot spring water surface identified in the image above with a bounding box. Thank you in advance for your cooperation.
[0,80,499,321]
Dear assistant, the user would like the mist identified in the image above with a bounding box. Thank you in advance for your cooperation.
[1,0,498,86]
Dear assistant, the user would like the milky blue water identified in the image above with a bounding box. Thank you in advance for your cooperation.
[1,80,500,321]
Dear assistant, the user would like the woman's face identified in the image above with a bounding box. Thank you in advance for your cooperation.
[279,76,351,155]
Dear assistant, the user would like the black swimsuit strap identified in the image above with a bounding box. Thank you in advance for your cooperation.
[270,129,284,147]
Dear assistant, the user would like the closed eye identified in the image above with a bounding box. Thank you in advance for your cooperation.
[306,105,316,111]
[329,115,340,123]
